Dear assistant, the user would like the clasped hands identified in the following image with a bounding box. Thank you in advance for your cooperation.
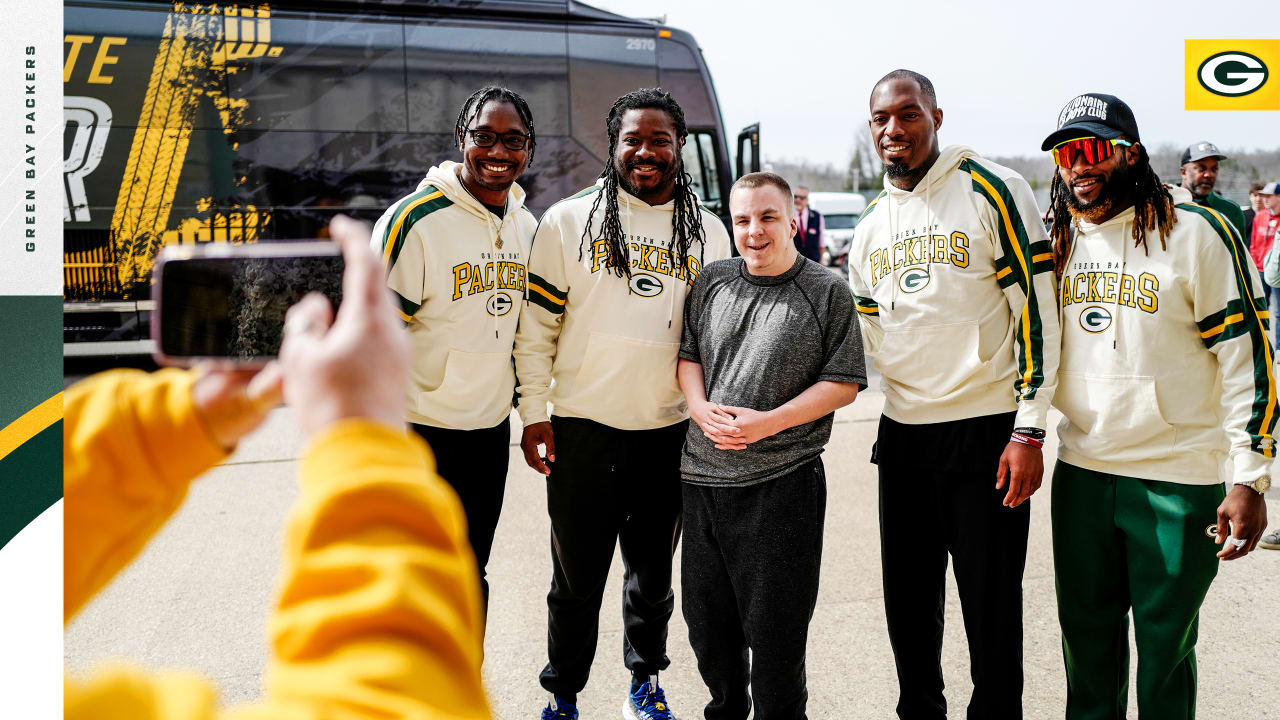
[691,400,781,451]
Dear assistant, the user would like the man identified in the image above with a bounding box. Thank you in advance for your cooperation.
[1042,93,1272,717]
[513,88,731,720]
[1244,181,1266,247]
[65,217,491,719]
[792,185,825,262]
[677,171,863,720]
[1179,141,1247,239]
[371,86,538,616]
[847,69,1059,719]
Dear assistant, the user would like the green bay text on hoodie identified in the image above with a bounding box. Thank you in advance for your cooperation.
[372,161,537,430]
[1055,185,1276,486]
[849,146,1060,429]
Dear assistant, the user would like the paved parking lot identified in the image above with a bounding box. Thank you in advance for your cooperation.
[65,387,1280,719]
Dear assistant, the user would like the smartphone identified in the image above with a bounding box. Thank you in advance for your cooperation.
[152,241,344,366]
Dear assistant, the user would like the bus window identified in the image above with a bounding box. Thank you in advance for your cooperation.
[404,21,569,135]
[569,29,657,162]
[682,131,721,214]
[657,37,715,128]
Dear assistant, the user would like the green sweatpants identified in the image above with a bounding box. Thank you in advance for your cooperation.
[1051,461,1224,720]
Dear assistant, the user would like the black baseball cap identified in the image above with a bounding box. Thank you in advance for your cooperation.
[1040,93,1141,151]
[1180,141,1227,165]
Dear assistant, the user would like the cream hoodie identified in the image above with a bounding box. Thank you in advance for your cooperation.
[849,145,1060,429]
[514,184,731,430]
[371,161,536,429]
[1055,185,1276,486]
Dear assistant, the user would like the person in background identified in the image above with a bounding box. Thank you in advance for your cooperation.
[1178,141,1247,239]
[64,217,491,720]
[1043,93,1272,719]
[371,86,538,617]
[1244,181,1266,247]
[678,171,864,720]
[791,185,825,263]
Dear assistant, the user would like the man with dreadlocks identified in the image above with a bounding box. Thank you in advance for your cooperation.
[1043,92,1273,719]
[512,87,730,720]
[847,69,1059,719]
[371,86,537,623]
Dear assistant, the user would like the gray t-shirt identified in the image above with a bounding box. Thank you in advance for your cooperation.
[680,255,866,486]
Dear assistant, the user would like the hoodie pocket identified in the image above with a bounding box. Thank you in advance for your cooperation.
[419,349,512,419]
[877,321,996,403]
[574,332,684,416]
[1054,372,1175,462]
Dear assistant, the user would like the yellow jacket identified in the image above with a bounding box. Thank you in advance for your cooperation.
[64,369,491,719]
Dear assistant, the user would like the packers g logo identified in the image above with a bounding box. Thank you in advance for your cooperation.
[1198,51,1268,96]
[486,291,513,317]
[1185,40,1280,110]
[898,267,930,294]
[630,272,664,297]
[1079,305,1113,333]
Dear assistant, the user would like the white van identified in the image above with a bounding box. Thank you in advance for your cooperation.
[808,192,868,276]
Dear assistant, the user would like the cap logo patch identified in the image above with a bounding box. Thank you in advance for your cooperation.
[1058,95,1108,127]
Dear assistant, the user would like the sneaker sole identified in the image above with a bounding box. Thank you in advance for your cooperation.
[622,697,677,720]
[1261,541,1280,550]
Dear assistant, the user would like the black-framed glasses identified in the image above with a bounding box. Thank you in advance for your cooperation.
[466,129,532,151]
[793,194,808,200]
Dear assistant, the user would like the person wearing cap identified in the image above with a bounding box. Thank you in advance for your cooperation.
[848,69,1059,719]
[1042,92,1273,718]
[1179,141,1247,239]
[1244,181,1266,247]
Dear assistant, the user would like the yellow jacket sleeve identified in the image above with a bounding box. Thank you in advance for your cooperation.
[65,372,491,719]
[64,368,229,623]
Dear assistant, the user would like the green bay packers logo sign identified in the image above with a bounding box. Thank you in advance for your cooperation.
[898,267,930,294]
[1198,51,1269,97]
[487,291,514,317]
[630,272,664,297]
[1079,305,1113,333]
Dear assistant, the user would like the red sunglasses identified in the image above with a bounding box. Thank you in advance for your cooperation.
[1050,136,1133,169]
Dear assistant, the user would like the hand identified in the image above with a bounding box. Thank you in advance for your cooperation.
[716,405,782,450]
[521,421,555,475]
[690,400,745,450]
[1215,485,1268,560]
[996,441,1043,508]
[278,215,410,439]
[191,363,283,450]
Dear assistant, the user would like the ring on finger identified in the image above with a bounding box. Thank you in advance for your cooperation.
[1229,536,1247,549]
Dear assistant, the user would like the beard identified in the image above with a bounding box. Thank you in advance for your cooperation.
[1065,161,1136,223]
[884,157,929,190]
[616,156,679,198]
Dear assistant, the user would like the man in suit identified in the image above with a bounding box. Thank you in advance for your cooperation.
[792,185,825,262]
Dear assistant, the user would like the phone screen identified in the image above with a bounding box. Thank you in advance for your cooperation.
[157,253,344,360]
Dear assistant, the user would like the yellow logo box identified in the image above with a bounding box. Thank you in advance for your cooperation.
[1185,39,1280,110]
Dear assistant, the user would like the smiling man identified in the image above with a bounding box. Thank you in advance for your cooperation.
[847,69,1060,720]
[1044,93,1272,719]
[677,171,864,720]
[513,88,731,720]
[371,86,537,621]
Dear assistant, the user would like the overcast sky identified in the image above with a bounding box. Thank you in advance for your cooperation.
[596,0,1279,167]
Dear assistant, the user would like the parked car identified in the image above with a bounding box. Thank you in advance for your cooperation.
[809,192,867,276]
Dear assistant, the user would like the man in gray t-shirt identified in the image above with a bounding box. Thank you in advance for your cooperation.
[676,172,865,720]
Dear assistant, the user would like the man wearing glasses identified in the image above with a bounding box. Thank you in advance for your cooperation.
[1042,92,1272,718]
[847,69,1059,719]
[792,185,825,263]
[371,86,538,623]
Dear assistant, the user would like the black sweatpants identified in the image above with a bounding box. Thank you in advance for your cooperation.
[539,415,687,698]
[875,412,1029,720]
[411,417,510,616]
[682,459,827,720]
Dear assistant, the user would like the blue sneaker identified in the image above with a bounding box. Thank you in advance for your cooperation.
[622,675,675,720]
[542,695,578,720]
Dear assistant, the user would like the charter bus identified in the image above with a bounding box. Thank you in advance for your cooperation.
[63,0,759,355]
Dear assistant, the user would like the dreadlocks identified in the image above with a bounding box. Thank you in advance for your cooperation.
[454,86,537,165]
[1049,142,1177,278]
[578,88,706,280]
